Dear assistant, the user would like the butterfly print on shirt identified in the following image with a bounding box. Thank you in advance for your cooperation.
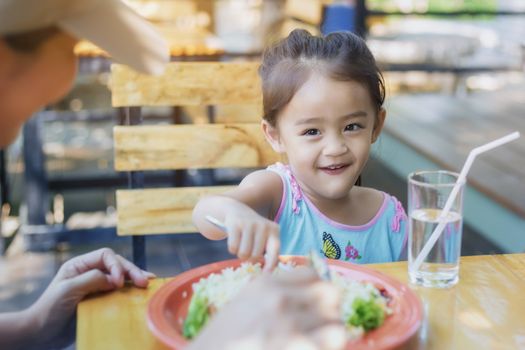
[321,232,341,259]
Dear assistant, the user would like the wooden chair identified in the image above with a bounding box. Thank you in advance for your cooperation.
[110,61,278,268]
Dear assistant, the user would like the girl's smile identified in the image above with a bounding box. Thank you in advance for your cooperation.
[318,163,350,175]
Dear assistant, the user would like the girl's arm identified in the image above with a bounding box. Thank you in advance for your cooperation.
[192,170,283,270]
[193,170,282,239]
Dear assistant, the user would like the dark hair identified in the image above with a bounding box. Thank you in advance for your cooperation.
[3,26,60,53]
[259,29,385,126]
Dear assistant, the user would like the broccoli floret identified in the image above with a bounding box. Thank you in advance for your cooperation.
[347,297,385,331]
[183,293,210,339]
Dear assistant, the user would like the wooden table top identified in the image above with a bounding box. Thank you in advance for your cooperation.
[77,253,525,350]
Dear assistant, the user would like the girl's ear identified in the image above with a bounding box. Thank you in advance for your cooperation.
[261,119,285,153]
[371,108,386,143]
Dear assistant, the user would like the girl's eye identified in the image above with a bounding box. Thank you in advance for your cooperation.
[344,123,362,132]
[303,128,320,136]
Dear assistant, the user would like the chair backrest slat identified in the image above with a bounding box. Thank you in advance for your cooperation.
[110,62,262,107]
[116,186,234,235]
[114,123,278,171]
[215,104,262,123]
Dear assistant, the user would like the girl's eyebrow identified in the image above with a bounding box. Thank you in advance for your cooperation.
[340,111,368,119]
[295,117,323,125]
[295,111,368,125]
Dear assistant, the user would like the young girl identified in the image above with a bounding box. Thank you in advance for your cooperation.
[193,29,407,271]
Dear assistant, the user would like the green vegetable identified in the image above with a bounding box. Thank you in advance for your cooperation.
[183,293,210,339]
[347,297,385,331]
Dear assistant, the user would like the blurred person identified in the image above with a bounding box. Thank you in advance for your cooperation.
[0,0,168,348]
[0,0,168,147]
[0,1,345,349]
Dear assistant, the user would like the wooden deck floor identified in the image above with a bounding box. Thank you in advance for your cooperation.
[384,89,525,218]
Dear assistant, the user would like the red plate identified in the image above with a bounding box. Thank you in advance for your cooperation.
[147,256,423,350]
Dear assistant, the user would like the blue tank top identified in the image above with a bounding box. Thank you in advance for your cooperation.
[268,163,407,264]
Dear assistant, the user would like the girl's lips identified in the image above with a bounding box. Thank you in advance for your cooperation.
[319,164,349,175]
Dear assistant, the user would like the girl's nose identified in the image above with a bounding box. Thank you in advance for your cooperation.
[322,135,348,157]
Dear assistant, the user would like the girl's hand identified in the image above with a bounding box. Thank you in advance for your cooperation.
[224,208,280,272]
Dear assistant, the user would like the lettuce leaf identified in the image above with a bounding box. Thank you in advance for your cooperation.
[347,297,385,331]
[183,293,210,339]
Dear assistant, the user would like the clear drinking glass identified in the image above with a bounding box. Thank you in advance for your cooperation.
[408,170,464,288]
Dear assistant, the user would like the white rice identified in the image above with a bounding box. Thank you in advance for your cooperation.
[192,263,262,310]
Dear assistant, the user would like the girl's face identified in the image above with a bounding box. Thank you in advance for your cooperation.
[263,71,385,202]
[0,31,78,147]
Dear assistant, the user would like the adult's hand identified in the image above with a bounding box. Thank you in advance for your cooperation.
[26,248,153,349]
[189,267,347,350]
